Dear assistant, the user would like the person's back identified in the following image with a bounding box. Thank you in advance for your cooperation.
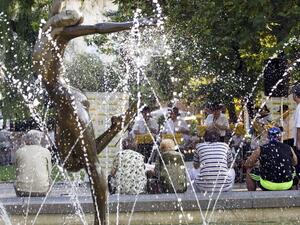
[111,149,147,195]
[158,150,187,193]
[194,142,234,191]
[193,128,235,192]
[260,142,294,184]
[245,127,298,191]
[15,145,52,195]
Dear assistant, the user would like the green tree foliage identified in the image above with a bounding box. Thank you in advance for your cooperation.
[0,0,51,124]
[114,0,300,114]
[64,53,120,92]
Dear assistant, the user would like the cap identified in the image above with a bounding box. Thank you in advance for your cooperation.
[268,127,281,142]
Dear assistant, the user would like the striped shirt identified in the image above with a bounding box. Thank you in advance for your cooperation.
[193,142,234,192]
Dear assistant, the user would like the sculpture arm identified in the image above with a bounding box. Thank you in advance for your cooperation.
[96,103,137,154]
[62,19,156,41]
[95,124,123,154]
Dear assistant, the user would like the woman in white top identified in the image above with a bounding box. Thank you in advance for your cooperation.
[132,106,158,162]
[204,104,229,141]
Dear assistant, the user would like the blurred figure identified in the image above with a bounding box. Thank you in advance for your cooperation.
[132,106,158,162]
[251,105,273,149]
[193,128,235,192]
[293,84,300,180]
[154,139,187,193]
[204,103,229,142]
[245,127,298,191]
[277,105,294,147]
[109,140,147,195]
[0,130,12,165]
[257,105,272,125]
[15,130,52,197]
[161,107,190,145]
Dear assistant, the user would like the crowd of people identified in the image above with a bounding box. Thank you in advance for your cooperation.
[2,84,300,196]
[108,83,300,194]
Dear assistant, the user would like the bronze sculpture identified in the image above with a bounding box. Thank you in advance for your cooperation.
[32,1,153,224]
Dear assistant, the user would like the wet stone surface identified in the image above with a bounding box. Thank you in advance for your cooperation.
[0,182,299,215]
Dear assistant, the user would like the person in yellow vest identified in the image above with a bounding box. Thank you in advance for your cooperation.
[161,107,190,145]
[132,106,158,162]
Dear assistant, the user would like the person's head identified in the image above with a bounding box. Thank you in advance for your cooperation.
[210,103,222,118]
[277,105,289,114]
[22,130,44,145]
[160,139,176,153]
[170,107,180,120]
[267,127,282,143]
[204,127,221,142]
[141,106,151,121]
[293,84,300,103]
[122,138,136,150]
[260,105,270,116]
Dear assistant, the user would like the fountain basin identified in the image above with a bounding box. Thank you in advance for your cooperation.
[1,184,300,225]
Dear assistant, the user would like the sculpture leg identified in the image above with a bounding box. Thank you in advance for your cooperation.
[86,158,107,225]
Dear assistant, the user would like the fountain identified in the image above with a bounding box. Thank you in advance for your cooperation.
[28,0,162,224]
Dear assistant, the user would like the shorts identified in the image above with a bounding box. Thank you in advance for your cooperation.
[249,167,298,191]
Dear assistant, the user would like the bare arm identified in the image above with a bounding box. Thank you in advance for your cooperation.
[244,148,261,168]
[291,148,298,166]
[213,122,228,131]
[297,128,300,150]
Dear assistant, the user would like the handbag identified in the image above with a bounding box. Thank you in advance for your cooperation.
[146,177,162,194]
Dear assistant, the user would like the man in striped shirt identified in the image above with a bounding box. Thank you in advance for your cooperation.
[193,128,235,192]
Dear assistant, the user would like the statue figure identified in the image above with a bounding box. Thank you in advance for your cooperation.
[32,1,154,224]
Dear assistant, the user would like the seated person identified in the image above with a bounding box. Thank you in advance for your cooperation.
[277,105,294,147]
[204,103,229,142]
[109,140,147,195]
[161,107,190,144]
[192,127,235,192]
[15,130,52,197]
[0,129,12,165]
[154,139,187,193]
[132,106,158,163]
[244,127,298,191]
